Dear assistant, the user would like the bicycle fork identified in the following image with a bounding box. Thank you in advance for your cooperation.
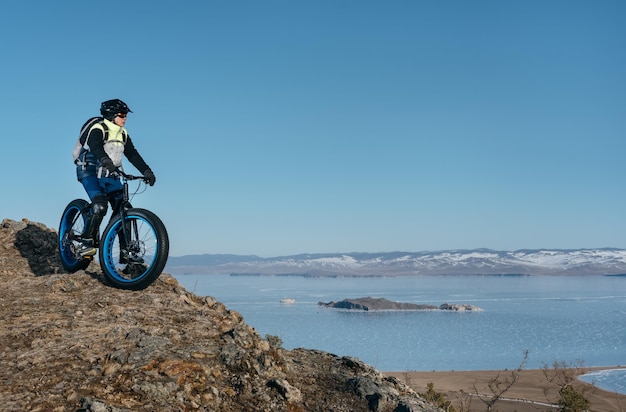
[116,182,141,261]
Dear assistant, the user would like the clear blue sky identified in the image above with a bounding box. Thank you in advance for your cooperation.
[1,1,624,257]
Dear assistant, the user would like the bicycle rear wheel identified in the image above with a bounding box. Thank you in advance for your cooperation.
[58,199,92,272]
[99,208,169,290]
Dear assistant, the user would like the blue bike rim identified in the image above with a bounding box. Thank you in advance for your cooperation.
[101,214,159,283]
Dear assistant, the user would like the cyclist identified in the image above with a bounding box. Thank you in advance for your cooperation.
[75,99,156,257]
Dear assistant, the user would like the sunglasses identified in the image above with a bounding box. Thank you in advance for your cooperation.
[117,113,128,119]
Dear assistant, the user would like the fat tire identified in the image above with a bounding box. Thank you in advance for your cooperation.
[99,208,169,290]
[58,199,92,272]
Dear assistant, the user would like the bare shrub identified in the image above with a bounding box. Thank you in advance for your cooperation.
[472,349,529,412]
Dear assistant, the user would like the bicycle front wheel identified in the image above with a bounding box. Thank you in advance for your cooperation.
[99,208,169,290]
[58,199,92,272]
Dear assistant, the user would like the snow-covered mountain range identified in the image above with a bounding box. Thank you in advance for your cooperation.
[166,248,626,276]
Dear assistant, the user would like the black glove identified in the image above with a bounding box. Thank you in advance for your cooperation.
[143,168,156,186]
[100,157,118,175]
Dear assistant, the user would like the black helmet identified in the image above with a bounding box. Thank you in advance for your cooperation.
[100,99,133,120]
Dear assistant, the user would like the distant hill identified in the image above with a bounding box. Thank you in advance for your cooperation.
[166,248,626,276]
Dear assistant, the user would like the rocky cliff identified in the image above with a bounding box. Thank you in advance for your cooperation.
[0,219,441,412]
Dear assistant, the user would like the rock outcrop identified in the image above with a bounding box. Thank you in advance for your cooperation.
[0,218,442,412]
[319,297,483,312]
[319,297,438,311]
[439,303,483,312]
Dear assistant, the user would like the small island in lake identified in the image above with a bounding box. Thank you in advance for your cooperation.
[318,297,483,312]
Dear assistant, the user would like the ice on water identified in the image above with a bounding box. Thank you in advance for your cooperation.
[176,274,626,394]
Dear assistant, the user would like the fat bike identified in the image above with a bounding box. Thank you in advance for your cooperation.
[58,171,169,290]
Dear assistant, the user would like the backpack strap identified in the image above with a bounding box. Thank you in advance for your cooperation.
[101,121,109,142]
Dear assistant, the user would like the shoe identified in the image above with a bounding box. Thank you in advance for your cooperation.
[78,240,97,257]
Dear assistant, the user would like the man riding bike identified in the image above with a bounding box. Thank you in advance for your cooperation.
[74,99,156,257]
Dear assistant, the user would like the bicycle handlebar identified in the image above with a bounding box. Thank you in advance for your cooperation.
[116,170,148,182]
